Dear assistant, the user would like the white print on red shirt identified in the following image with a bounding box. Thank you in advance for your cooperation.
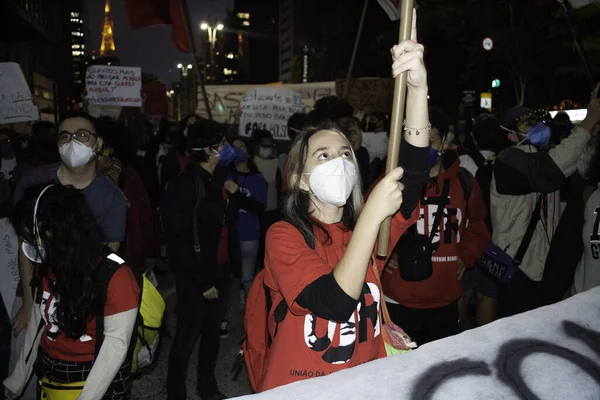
[302,282,381,365]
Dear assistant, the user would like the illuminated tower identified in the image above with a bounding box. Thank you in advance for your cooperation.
[100,0,115,57]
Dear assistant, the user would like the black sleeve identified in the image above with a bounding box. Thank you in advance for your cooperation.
[296,272,359,322]
[276,167,282,201]
[494,147,566,195]
[230,190,265,214]
[399,141,430,219]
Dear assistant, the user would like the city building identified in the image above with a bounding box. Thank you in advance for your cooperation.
[70,3,88,103]
[218,0,279,84]
[0,0,80,121]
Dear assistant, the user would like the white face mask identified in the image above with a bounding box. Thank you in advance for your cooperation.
[258,147,273,159]
[307,157,357,207]
[59,139,96,168]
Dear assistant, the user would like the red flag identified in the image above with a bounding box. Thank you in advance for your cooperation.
[377,0,400,21]
[142,84,169,116]
[124,0,191,52]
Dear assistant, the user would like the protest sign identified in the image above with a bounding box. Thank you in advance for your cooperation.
[336,77,394,118]
[87,103,122,120]
[86,65,142,107]
[0,62,39,124]
[197,81,335,126]
[238,88,303,140]
[0,218,19,315]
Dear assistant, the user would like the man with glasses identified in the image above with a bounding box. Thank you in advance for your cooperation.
[10,111,126,343]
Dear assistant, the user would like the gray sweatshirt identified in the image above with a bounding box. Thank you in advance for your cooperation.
[574,183,600,293]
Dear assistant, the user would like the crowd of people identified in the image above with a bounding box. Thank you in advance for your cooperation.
[1,29,600,400]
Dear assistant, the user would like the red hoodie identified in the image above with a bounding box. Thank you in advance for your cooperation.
[374,152,489,309]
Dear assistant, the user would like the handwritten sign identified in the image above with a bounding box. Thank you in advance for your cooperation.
[238,88,303,140]
[197,82,335,126]
[336,78,394,118]
[0,63,39,124]
[86,65,142,107]
[0,218,19,315]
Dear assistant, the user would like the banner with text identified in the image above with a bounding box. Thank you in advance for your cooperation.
[86,65,142,107]
[0,63,39,125]
[336,77,394,120]
[238,88,303,140]
[0,218,19,314]
[197,81,335,127]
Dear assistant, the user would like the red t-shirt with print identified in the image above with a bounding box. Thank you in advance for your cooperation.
[39,266,140,362]
[260,208,417,391]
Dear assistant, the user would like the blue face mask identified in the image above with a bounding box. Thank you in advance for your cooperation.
[217,143,236,165]
[233,147,247,164]
[520,122,551,147]
[428,146,441,168]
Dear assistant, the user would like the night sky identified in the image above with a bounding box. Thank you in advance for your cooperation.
[86,0,233,87]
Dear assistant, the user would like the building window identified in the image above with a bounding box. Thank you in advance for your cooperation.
[236,12,250,20]
[71,12,79,17]
[223,68,233,75]
[226,53,234,59]
[242,21,250,27]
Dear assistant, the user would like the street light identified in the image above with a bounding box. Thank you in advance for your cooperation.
[177,63,183,69]
[200,22,224,82]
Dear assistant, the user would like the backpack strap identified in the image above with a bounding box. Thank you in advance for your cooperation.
[457,167,473,219]
[94,253,126,358]
[191,175,206,259]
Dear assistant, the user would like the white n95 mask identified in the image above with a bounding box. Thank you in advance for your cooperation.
[307,157,357,207]
[59,140,96,168]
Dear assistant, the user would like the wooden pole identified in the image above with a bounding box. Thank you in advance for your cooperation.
[376,0,414,258]
[177,0,213,120]
[343,0,370,98]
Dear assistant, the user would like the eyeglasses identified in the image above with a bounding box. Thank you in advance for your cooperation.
[58,129,97,145]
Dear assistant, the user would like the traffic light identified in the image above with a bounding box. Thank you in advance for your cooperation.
[492,79,501,88]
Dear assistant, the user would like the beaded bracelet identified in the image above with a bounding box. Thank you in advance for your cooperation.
[403,120,432,135]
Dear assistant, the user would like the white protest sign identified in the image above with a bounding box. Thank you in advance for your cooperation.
[0,218,19,314]
[197,81,335,126]
[86,65,142,107]
[238,88,303,140]
[0,63,39,124]
[87,103,122,120]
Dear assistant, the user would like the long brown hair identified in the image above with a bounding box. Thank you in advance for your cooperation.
[282,122,363,249]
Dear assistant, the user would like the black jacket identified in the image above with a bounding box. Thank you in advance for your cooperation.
[168,162,263,290]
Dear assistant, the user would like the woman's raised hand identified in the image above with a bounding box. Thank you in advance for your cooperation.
[365,167,405,222]
[391,9,426,91]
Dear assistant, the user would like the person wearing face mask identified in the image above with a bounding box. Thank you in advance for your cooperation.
[375,106,490,345]
[230,137,267,306]
[165,120,242,400]
[256,32,430,391]
[491,88,600,317]
[251,129,281,272]
[10,111,126,347]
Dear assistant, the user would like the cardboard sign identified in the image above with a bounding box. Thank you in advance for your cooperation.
[0,218,19,315]
[196,81,335,126]
[86,65,142,107]
[238,88,303,140]
[0,62,39,124]
[337,78,394,119]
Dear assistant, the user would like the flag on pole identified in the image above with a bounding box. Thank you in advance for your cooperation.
[123,0,190,52]
[377,0,400,20]
[568,0,600,8]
